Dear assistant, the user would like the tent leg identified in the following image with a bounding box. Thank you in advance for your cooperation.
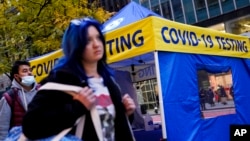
[154,51,167,139]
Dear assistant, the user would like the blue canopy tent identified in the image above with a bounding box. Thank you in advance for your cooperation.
[103,1,162,135]
[103,1,250,141]
[102,1,161,33]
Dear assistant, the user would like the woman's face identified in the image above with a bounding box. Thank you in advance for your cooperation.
[82,25,104,64]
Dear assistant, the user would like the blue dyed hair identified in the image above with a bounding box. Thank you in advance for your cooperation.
[53,17,109,81]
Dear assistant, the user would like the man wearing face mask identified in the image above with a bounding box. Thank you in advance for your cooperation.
[0,60,39,140]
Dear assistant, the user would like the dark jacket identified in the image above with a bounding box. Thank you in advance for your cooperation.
[22,67,135,141]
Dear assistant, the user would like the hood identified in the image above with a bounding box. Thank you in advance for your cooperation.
[11,79,38,92]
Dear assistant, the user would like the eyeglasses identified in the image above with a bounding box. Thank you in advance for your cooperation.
[70,19,82,26]
[70,17,96,26]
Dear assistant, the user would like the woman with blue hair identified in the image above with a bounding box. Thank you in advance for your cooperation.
[22,18,136,141]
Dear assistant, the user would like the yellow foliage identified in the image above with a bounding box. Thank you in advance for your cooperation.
[0,0,111,74]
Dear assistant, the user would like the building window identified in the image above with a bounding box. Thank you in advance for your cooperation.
[195,0,219,9]
[135,79,158,113]
[221,0,235,14]
[161,0,172,20]
[140,0,150,9]
[183,0,196,24]
[194,0,206,9]
[207,0,220,18]
[207,0,219,5]
[151,0,161,15]
[194,0,208,21]
[194,0,224,21]
[172,0,184,23]
[235,0,250,9]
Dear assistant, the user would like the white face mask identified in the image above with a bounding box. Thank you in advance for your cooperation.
[21,76,35,87]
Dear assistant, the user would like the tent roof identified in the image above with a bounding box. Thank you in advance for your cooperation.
[109,52,155,74]
[102,1,161,33]
[102,2,161,71]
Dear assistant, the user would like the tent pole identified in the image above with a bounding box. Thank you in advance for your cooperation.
[154,51,167,140]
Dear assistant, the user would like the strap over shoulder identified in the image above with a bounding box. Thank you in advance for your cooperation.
[38,82,103,140]
[3,88,19,106]
[38,82,83,96]
[18,82,86,141]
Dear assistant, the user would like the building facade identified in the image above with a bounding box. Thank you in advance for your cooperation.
[131,0,250,34]
[100,0,250,113]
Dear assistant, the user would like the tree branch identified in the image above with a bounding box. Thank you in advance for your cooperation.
[4,72,11,81]
[27,0,42,6]
[36,0,51,17]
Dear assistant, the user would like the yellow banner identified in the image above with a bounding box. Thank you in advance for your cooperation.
[153,17,250,58]
[105,16,250,64]
[29,49,63,82]
[30,16,250,82]
[105,18,156,64]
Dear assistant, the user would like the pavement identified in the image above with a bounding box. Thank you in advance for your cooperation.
[147,108,162,124]
[201,99,236,118]
[146,99,236,123]
[202,99,235,110]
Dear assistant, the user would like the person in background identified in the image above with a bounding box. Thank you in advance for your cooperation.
[230,85,234,98]
[22,17,136,141]
[154,84,159,114]
[207,87,215,107]
[199,88,206,111]
[0,60,38,140]
[217,85,227,105]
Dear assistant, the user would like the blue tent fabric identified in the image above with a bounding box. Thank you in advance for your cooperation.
[103,1,250,140]
[102,1,161,33]
[158,51,250,141]
[243,59,250,71]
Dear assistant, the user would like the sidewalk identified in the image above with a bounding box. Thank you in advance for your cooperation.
[202,99,235,110]
[146,100,235,114]
[201,99,236,118]
[144,100,236,123]
[147,108,162,124]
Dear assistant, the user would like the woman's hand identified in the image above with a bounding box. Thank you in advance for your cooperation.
[73,87,96,110]
[122,94,136,116]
